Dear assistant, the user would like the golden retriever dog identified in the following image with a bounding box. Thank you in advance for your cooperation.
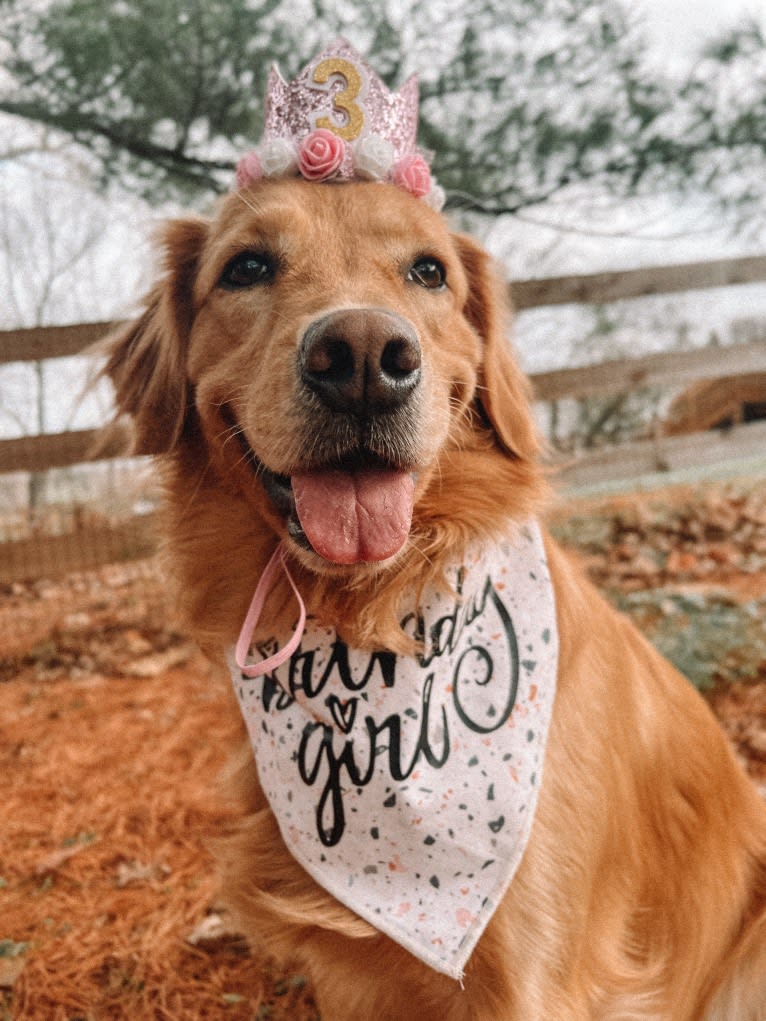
[104,176,766,1020]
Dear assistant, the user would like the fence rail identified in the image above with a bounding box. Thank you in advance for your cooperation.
[532,339,766,402]
[2,253,766,580]
[552,419,766,490]
[510,253,766,310]
[0,427,127,474]
[0,321,115,365]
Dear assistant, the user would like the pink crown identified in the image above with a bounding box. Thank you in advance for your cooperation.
[235,39,444,209]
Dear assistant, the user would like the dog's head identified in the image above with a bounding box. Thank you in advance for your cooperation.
[106,178,542,582]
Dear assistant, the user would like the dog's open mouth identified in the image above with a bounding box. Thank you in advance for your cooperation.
[221,404,416,565]
[261,460,415,566]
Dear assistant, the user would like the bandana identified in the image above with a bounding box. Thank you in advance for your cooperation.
[227,521,558,980]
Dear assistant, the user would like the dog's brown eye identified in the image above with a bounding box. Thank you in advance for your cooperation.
[219,251,275,289]
[407,258,446,290]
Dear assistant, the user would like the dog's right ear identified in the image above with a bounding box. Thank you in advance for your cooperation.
[103,216,209,455]
[452,232,540,462]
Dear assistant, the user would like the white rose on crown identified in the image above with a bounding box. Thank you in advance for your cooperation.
[353,134,395,181]
[261,137,298,178]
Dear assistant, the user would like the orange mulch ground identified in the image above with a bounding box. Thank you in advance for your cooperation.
[2,481,765,1020]
[1,566,318,1021]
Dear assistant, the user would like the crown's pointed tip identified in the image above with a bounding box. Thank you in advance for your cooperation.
[327,34,356,50]
[267,63,288,89]
[310,36,365,65]
[397,74,420,100]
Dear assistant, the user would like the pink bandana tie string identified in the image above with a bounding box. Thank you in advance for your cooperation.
[235,542,306,678]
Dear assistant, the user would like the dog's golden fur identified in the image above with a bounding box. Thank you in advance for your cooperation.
[105,179,766,1020]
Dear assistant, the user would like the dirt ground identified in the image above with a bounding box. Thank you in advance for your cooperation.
[1,480,765,1020]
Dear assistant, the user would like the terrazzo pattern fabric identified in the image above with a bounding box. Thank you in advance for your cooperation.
[227,521,559,979]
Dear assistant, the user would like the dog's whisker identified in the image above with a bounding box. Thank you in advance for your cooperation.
[234,191,261,215]
[408,534,436,569]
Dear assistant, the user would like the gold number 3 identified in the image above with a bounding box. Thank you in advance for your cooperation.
[310,57,365,141]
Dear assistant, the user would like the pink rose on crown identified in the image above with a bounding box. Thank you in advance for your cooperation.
[392,154,432,198]
[236,150,263,189]
[298,129,346,181]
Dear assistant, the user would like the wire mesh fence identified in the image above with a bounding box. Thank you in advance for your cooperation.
[0,454,158,584]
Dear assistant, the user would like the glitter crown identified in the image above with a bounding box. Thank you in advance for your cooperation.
[235,39,444,209]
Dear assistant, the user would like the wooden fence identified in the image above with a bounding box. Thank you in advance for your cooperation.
[2,253,766,582]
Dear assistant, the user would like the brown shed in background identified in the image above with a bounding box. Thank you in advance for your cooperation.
[665,373,766,436]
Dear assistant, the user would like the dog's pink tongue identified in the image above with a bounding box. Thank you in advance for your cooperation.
[292,469,414,564]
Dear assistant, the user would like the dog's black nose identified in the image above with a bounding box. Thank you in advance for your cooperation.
[299,308,422,416]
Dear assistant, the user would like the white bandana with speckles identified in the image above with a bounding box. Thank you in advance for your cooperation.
[227,521,558,980]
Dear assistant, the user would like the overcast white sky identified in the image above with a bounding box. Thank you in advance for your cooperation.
[640,0,766,58]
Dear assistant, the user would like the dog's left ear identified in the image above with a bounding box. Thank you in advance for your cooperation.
[103,216,209,455]
[453,233,540,461]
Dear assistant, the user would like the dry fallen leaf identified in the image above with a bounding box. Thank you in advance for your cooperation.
[114,859,172,888]
[124,644,195,678]
[34,841,91,876]
[0,940,28,990]
[0,955,25,989]
[186,909,249,954]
